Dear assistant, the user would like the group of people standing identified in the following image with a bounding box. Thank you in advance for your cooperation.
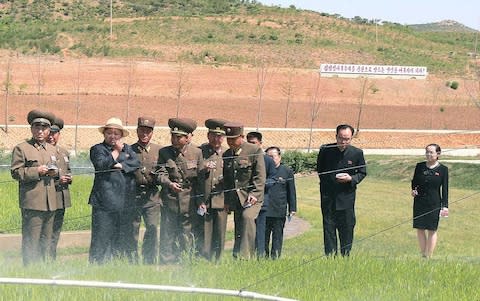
[10,110,297,265]
[10,111,448,266]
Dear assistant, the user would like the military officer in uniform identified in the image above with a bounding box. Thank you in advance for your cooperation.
[131,116,162,264]
[198,118,228,261]
[47,116,73,260]
[156,118,205,264]
[11,109,59,265]
[223,122,266,259]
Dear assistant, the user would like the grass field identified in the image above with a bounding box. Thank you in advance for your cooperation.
[1,156,480,300]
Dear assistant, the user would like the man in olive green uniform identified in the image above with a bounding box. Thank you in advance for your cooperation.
[156,118,205,264]
[198,118,228,261]
[11,110,59,265]
[47,116,73,260]
[131,116,162,264]
[223,122,266,259]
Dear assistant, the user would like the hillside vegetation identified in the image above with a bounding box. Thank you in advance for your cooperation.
[0,0,478,75]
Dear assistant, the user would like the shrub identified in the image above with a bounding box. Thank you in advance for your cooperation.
[282,150,318,174]
[446,80,459,90]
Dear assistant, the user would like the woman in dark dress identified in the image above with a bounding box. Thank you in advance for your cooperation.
[411,143,449,258]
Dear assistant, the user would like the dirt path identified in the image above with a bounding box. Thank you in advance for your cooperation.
[0,216,311,255]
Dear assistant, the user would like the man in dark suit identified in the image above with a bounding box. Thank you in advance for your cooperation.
[316,124,366,256]
[265,146,297,259]
[132,116,162,264]
[223,123,266,259]
[88,117,140,264]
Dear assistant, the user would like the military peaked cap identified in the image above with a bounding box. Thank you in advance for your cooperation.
[224,122,244,138]
[50,117,65,133]
[138,116,156,129]
[205,118,228,135]
[27,110,55,126]
[168,118,197,136]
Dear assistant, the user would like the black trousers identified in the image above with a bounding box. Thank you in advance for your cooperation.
[321,204,356,256]
[255,209,267,257]
[265,216,286,259]
[89,206,137,264]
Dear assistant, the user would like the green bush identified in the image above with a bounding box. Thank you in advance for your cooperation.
[282,150,318,174]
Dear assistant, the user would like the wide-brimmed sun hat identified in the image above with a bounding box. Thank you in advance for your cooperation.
[98,117,129,137]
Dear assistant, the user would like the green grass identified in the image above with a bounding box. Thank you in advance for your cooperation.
[0,172,93,234]
[0,1,477,73]
[1,156,480,300]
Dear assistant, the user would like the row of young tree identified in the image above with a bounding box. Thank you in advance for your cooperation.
[2,51,478,154]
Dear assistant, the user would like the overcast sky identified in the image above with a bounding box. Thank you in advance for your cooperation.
[260,0,480,30]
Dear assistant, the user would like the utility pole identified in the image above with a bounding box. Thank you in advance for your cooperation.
[110,0,113,40]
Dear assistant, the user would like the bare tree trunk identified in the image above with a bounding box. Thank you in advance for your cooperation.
[282,68,295,128]
[308,73,322,152]
[32,52,45,107]
[125,59,137,126]
[255,56,271,131]
[355,77,368,137]
[3,55,13,133]
[73,59,82,155]
[174,60,190,118]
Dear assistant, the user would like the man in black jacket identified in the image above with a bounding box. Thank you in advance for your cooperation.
[89,117,140,264]
[316,124,366,256]
[264,146,296,259]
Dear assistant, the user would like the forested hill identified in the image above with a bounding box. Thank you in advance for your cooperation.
[0,0,478,75]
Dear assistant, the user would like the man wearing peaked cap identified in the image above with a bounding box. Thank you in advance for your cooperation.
[27,109,56,126]
[224,122,243,138]
[47,116,73,260]
[222,121,266,260]
[11,109,59,265]
[168,118,197,136]
[138,116,156,129]
[196,118,228,261]
[50,117,64,133]
[131,116,162,264]
[205,118,227,135]
[156,117,205,264]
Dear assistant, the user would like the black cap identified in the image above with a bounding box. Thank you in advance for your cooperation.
[168,118,197,136]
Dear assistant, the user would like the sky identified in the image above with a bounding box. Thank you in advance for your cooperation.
[260,0,480,30]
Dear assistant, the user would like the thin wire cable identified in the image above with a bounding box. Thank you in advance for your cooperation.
[238,189,480,292]
[1,147,478,233]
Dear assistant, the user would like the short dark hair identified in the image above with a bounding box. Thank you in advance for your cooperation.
[336,124,354,136]
[265,146,281,155]
[246,131,262,142]
[426,143,441,154]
